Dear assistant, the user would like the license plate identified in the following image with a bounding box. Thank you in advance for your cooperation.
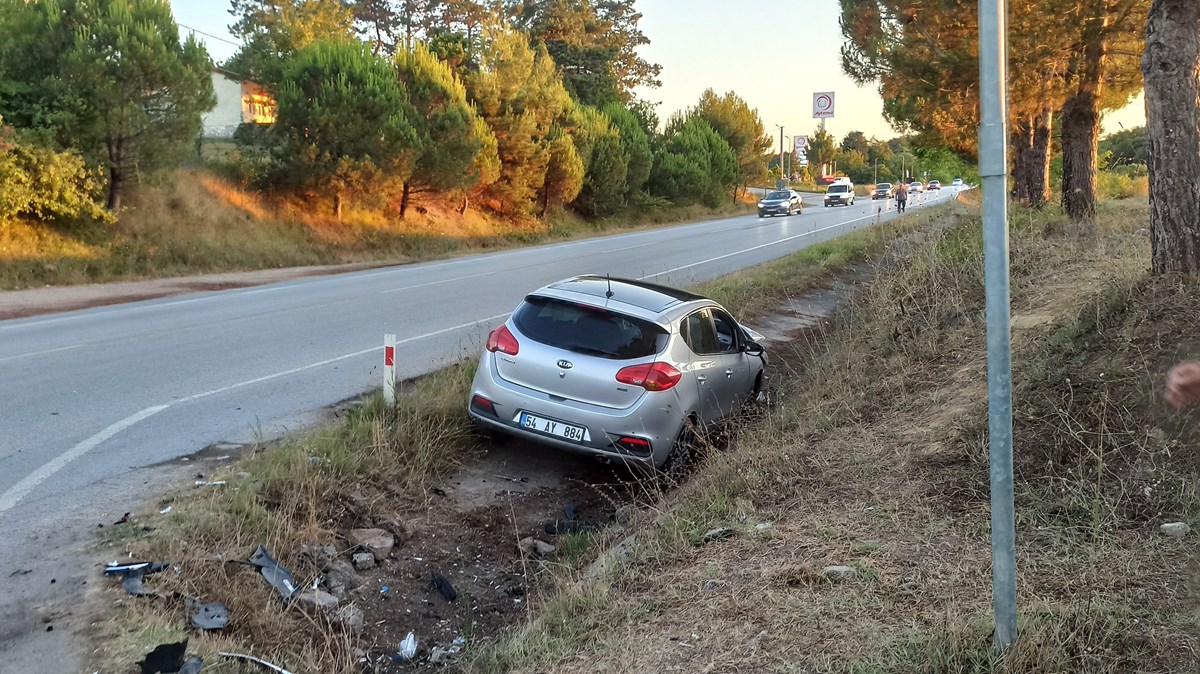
[517,412,588,443]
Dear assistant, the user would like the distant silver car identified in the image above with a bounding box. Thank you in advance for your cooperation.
[468,276,768,477]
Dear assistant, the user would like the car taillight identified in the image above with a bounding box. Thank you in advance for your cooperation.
[471,394,497,417]
[616,362,681,391]
[486,324,519,355]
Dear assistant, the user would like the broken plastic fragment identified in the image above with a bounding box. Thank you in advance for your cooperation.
[218,652,294,674]
[248,545,298,600]
[159,506,173,515]
[185,596,230,630]
[396,632,418,661]
[431,572,457,602]
[178,656,203,674]
[139,640,188,674]
[194,480,226,487]
[106,561,168,597]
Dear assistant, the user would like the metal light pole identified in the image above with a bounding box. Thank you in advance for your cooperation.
[979,0,1017,650]
[776,125,785,186]
[874,158,880,185]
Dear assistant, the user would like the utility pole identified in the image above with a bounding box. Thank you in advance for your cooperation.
[874,158,880,185]
[776,125,785,188]
[980,0,1017,651]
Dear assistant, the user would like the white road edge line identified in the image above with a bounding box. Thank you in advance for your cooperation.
[0,312,511,512]
[0,404,170,514]
[382,270,500,294]
[0,343,84,364]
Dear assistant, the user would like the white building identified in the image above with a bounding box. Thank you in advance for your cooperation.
[200,69,275,139]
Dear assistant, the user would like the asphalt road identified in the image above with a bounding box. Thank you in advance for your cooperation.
[0,187,957,671]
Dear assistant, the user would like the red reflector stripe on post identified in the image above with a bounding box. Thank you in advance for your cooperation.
[385,346,395,367]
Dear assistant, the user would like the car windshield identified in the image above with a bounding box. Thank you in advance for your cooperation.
[828,185,850,193]
[513,296,668,360]
[876,183,891,189]
[766,191,791,200]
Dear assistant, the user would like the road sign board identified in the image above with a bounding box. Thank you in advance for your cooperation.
[794,135,808,150]
[813,92,835,119]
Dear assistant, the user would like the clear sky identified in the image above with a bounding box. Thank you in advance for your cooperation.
[168,0,1146,144]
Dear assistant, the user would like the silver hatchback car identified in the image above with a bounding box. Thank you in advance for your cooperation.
[467,276,768,473]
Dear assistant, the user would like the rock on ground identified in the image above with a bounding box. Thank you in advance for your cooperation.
[1161,522,1190,538]
[334,604,364,634]
[702,527,734,543]
[298,541,337,571]
[352,552,375,571]
[293,589,338,613]
[518,537,556,556]
[822,565,859,581]
[348,528,395,561]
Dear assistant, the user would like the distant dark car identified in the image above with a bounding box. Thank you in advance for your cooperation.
[927,180,941,191]
[757,190,803,218]
[872,182,895,199]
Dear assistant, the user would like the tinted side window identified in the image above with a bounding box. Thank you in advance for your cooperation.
[711,310,741,354]
[682,310,718,355]
[514,296,667,359]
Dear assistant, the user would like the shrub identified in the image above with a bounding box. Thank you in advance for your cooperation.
[0,123,109,223]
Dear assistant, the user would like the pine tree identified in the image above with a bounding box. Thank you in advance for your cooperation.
[275,39,419,219]
[394,42,499,217]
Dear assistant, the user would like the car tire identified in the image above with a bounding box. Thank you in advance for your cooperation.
[658,420,700,489]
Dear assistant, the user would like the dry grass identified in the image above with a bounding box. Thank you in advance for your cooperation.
[464,198,1199,674]
[90,364,479,674]
[0,169,754,290]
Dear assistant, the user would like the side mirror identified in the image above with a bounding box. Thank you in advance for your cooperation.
[743,341,765,357]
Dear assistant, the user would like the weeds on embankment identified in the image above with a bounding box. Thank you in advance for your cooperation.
[465,197,1198,674]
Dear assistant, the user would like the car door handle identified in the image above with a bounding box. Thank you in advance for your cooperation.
[725,369,734,377]
[696,375,708,383]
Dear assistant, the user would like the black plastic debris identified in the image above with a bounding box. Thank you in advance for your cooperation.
[544,503,591,535]
[106,561,169,597]
[185,596,230,630]
[114,512,131,525]
[431,572,457,602]
[248,544,298,600]
[219,651,294,674]
[139,640,188,674]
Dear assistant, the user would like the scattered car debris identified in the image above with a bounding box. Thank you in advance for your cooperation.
[396,632,418,661]
[178,656,203,674]
[114,512,131,525]
[185,596,230,630]
[429,636,467,664]
[492,474,528,484]
[702,527,734,543]
[159,506,173,515]
[248,545,298,600]
[106,561,169,597]
[218,652,294,674]
[139,640,188,674]
[544,503,592,535]
[194,480,226,488]
[431,571,457,602]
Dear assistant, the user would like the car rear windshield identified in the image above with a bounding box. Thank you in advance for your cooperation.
[766,191,791,200]
[828,185,850,193]
[513,296,668,360]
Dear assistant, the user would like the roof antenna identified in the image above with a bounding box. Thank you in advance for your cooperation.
[605,273,614,299]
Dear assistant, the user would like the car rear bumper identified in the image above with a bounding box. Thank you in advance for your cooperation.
[468,356,685,467]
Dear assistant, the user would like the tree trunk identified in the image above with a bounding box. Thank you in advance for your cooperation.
[1011,116,1035,206]
[399,181,412,219]
[1030,106,1054,208]
[333,191,343,221]
[106,165,123,211]
[1144,0,1200,274]
[1060,8,1109,222]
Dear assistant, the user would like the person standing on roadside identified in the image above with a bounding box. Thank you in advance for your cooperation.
[895,181,909,213]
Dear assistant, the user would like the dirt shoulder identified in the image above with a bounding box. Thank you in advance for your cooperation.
[0,261,393,320]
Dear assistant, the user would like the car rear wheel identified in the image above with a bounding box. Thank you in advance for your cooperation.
[658,420,700,489]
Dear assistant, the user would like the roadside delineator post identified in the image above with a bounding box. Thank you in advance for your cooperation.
[384,333,397,406]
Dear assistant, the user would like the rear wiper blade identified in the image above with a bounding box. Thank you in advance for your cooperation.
[564,344,618,357]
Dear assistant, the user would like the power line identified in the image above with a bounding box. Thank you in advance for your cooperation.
[178,23,242,49]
